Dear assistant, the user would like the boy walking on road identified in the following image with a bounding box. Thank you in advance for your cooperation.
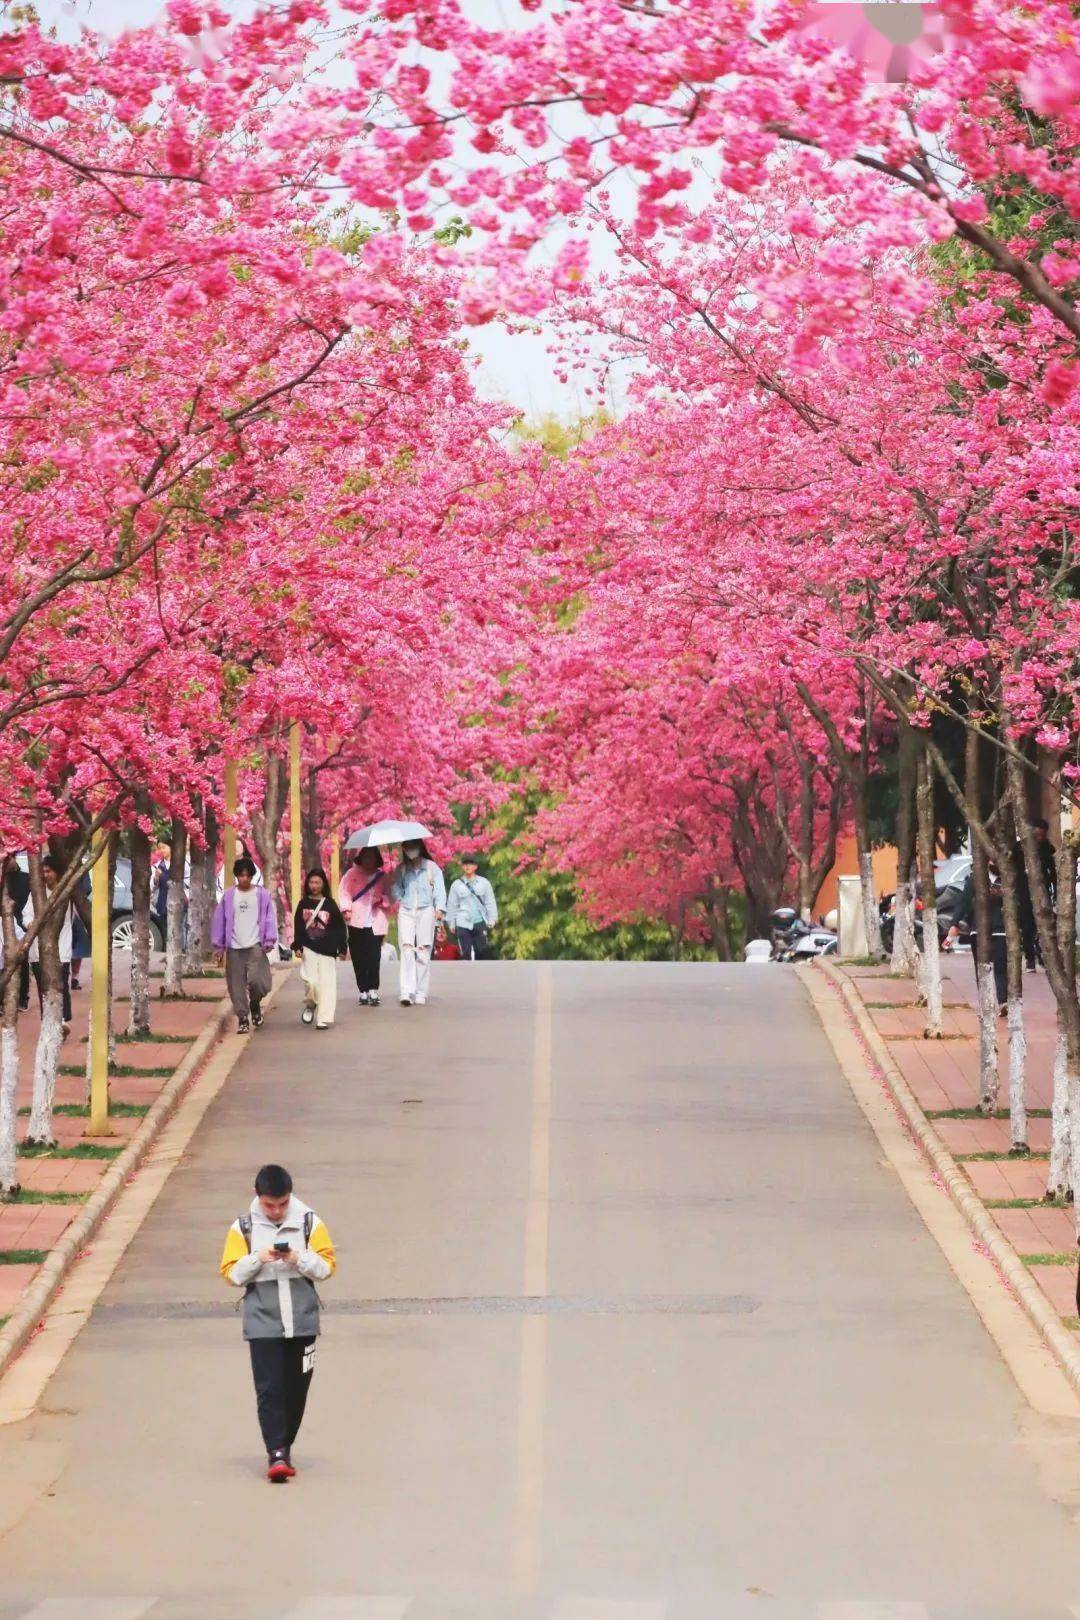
[220,1164,336,1483]
[446,855,498,960]
[212,857,278,1033]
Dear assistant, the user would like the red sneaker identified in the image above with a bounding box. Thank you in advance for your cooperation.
[267,1450,293,1483]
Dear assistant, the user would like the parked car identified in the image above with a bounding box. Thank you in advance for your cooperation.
[111,856,164,951]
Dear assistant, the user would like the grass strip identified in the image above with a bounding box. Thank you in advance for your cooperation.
[19,1103,149,1118]
[3,1190,87,1205]
[99,1032,192,1045]
[955,1150,1049,1162]
[927,1107,1051,1120]
[984,1197,1046,1209]
[0,1250,48,1266]
[17,1142,122,1160]
[1021,1253,1076,1267]
[59,1064,173,1079]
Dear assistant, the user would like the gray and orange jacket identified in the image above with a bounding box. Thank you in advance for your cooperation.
[219,1195,336,1340]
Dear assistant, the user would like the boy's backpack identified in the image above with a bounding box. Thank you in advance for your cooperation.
[238,1210,314,1251]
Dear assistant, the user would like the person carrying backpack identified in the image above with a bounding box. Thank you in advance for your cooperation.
[219,1163,336,1483]
[446,854,499,960]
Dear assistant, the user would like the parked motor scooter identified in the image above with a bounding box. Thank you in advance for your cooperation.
[769,906,837,961]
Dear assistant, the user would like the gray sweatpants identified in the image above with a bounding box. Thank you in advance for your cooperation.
[225,945,272,1019]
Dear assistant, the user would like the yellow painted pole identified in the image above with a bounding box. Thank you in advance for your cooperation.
[88,830,112,1137]
[329,834,340,896]
[290,721,303,915]
[223,759,238,879]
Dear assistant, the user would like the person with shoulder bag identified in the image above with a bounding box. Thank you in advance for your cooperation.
[389,839,446,1006]
[292,867,348,1029]
[338,846,391,1006]
[446,853,499,961]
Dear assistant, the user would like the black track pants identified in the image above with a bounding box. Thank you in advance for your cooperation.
[248,1336,316,1455]
[347,925,381,993]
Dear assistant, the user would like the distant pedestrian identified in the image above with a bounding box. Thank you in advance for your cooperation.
[24,856,74,1035]
[219,1163,336,1484]
[212,857,277,1033]
[4,859,31,1011]
[389,840,445,1007]
[69,871,91,991]
[292,868,347,1030]
[446,854,498,961]
[338,847,391,1006]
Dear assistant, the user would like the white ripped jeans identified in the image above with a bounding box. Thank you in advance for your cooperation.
[398,907,436,1002]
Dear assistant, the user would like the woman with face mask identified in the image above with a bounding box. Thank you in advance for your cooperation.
[389,841,446,1007]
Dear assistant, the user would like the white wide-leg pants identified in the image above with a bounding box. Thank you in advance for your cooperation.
[301,948,337,1027]
[398,906,436,1003]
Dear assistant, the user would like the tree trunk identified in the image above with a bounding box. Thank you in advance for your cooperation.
[851,776,884,959]
[997,816,1027,1154]
[892,720,921,978]
[128,801,152,1036]
[161,817,188,997]
[26,852,62,1148]
[915,749,943,1039]
[0,869,21,1197]
[1002,745,1080,1228]
[250,751,287,951]
[708,877,732,961]
[302,769,321,875]
[971,830,1000,1116]
[1048,1026,1071,1200]
[1047,811,1079,1200]
[184,798,216,974]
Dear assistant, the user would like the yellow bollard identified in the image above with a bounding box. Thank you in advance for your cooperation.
[223,759,238,879]
[290,722,303,915]
[88,830,113,1137]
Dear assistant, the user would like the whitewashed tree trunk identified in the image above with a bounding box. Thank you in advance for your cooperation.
[0,1024,18,1196]
[976,957,1000,1116]
[0,879,20,1196]
[27,986,63,1147]
[915,750,942,1037]
[1048,1026,1071,1198]
[184,845,213,973]
[161,819,187,997]
[891,879,920,979]
[858,848,883,958]
[1007,996,1028,1154]
[920,903,943,1039]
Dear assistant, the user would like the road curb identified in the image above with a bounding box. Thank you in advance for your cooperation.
[812,957,1080,1403]
[0,970,289,1386]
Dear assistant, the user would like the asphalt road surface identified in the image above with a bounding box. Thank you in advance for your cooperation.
[2,961,1080,1619]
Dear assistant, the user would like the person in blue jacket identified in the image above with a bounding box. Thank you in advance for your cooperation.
[446,854,498,960]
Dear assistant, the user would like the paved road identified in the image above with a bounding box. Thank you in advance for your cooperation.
[2,962,1080,1619]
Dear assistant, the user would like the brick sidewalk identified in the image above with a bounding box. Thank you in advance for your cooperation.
[836,956,1079,1338]
[0,953,228,1325]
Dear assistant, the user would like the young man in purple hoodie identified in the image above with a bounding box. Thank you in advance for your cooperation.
[212,857,278,1033]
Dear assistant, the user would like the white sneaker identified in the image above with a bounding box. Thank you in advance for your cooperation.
[316,1021,331,1030]
[415,995,427,1006]
[302,1006,315,1025]
[400,996,412,1007]
[358,991,370,1006]
[369,992,380,1006]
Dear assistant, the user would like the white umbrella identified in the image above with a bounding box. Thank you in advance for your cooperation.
[344,819,432,851]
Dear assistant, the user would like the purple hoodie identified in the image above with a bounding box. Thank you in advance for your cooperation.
[212,885,278,952]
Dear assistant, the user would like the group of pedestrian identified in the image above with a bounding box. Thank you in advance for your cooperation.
[212,843,499,1034]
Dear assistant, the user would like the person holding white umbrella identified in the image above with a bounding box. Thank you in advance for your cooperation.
[390,838,446,1006]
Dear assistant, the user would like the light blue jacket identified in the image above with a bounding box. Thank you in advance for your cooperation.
[446,875,498,930]
[390,859,446,913]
